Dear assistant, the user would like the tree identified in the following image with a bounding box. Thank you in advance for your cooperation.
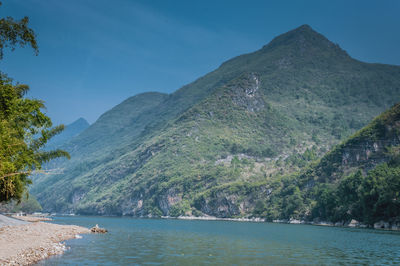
[359,163,400,224]
[0,2,69,202]
[0,2,38,59]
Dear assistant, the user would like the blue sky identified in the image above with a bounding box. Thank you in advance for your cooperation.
[1,0,399,125]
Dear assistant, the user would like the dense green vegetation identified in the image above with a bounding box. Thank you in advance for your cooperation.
[261,150,400,225]
[0,5,69,203]
[310,105,400,225]
[253,103,400,224]
[31,25,400,220]
[313,160,400,224]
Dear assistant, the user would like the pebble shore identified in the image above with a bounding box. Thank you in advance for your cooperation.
[0,221,89,265]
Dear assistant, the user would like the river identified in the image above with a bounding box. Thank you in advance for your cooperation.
[36,216,400,265]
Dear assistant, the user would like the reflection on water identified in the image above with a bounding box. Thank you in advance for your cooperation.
[36,216,400,265]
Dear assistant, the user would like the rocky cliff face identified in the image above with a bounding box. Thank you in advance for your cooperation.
[231,73,265,112]
[341,138,400,171]
[193,184,271,218]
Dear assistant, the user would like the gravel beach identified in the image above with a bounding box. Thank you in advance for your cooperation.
[0,215,89,265]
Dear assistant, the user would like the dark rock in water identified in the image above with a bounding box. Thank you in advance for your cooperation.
[90,224,107,233]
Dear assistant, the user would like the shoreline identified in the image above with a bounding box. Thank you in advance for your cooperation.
[162,215,400,231]
[56,213,400,231]
[11,214,52,222]
[0,220,90,265]
[162,215,266,223]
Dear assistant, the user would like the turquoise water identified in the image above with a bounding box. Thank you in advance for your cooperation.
[36,216,400,265]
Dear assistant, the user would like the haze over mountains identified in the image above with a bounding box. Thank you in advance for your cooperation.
[45,118,90,149]
[31,25,400,221]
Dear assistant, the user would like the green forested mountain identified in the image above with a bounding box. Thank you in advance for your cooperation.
[262,103,400,225]
[31,25,400,218]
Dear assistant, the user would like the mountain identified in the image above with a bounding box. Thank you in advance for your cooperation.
[46,118,89,149]
[31,25,400,217]
[63,92,169,156]
[263,103,400,227]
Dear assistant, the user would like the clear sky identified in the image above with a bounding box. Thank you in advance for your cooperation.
[0,0,399,125]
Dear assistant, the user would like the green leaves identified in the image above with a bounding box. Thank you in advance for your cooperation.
[0,78,70,202]
[0,10,38,59]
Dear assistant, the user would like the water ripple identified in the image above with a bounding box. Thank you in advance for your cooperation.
[36,217,400,265]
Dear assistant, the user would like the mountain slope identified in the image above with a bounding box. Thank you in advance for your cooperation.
[32,25,400,217]
[30,92,169,194]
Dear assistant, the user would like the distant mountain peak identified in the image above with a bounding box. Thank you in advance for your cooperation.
[72,117,90,127]
[262,24,349,59]
[297,24,313,30]
[292,24,324,38]
[266,24,325,46]
[45,117,90,149]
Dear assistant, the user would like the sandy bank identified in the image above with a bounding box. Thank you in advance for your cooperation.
[0,221,89,265]
[0,214,28,228]
[11,215,52,222]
